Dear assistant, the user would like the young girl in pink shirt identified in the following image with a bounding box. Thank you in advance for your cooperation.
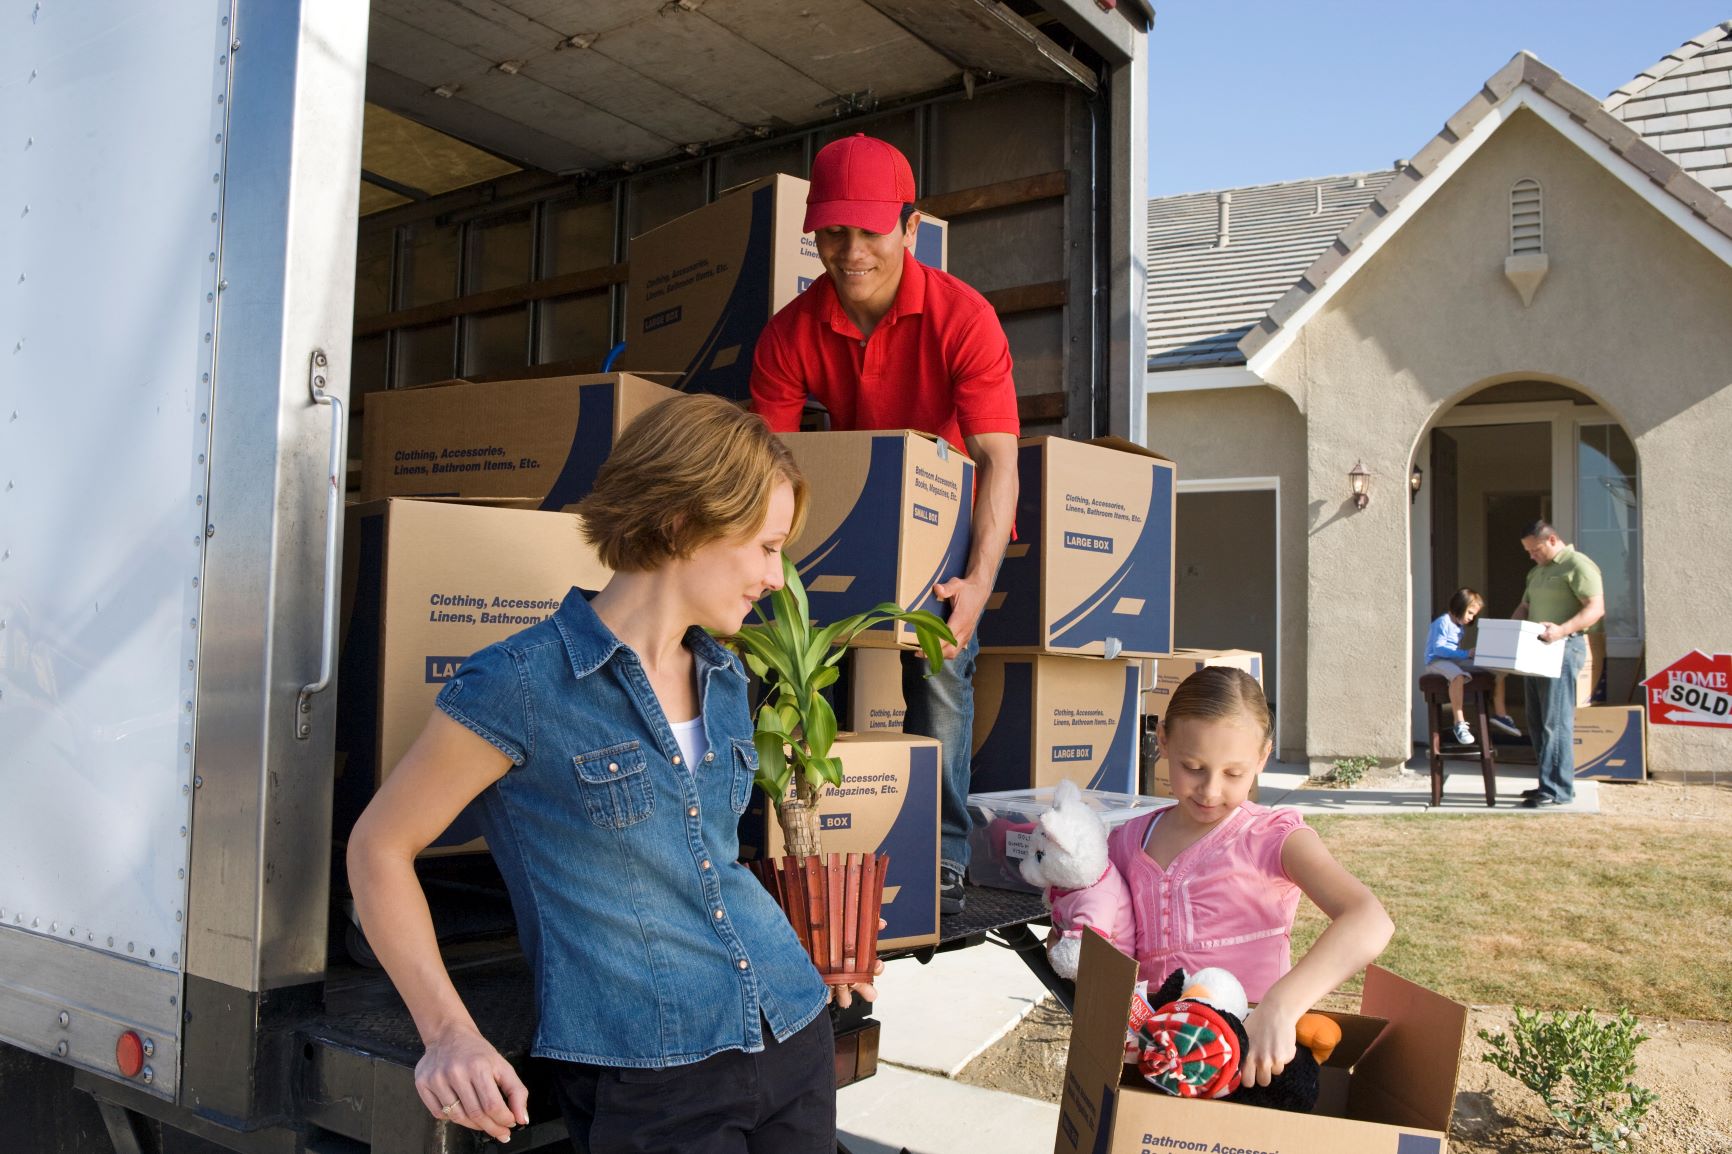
[1108,667,1393,1092]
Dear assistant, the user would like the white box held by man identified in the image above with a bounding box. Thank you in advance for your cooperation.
[1471,618,1564,678]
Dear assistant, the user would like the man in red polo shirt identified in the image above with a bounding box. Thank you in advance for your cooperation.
[751,134,1020,915]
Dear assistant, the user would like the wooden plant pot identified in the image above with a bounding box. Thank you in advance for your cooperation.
[749,852,888,987]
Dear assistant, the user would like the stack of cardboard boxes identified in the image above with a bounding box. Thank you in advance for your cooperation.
[337,371,679,853]
[969,436,1177,799]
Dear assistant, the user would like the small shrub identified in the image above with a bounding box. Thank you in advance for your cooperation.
[1327,755,1376,787]
[1479,1006,1657,1151]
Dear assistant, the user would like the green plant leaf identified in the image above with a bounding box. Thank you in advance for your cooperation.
[804,689,837,760]
[753,731,791,802]
[810,664,840,692]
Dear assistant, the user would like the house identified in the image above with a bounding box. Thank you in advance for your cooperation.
[1145,23,1732,778]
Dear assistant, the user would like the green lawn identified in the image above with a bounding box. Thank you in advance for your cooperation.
[1291,809,1732,1021]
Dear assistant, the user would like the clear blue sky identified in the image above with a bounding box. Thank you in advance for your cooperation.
[1147,2,1731,197]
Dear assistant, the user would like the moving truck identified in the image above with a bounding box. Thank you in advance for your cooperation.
[0,2,1151,1150]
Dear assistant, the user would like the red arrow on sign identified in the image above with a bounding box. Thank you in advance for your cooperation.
[1641,650,1732,728]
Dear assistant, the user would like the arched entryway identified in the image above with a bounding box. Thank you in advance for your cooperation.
[1409,378,1643,741]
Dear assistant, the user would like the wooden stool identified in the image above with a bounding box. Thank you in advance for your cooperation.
[1419,672,1498,807]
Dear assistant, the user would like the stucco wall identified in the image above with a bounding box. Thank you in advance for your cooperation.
[1260,108,1732,775]
[1145,386,1308,761]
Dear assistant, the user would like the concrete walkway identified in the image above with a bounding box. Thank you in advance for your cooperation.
[836,755,1610,1152]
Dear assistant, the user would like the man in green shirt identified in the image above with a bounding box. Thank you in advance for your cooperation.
[1511,519,1605,807]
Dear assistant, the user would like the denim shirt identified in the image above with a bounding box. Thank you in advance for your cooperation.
[434,588,830,1067]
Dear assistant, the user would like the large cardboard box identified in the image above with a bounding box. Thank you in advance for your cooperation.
[1141,649,1264,799]
[965,788,1169,894]
[980,437,1176,658]
[845,647,907,735]
[1057,933,1466,1154]
[359,373,679,506]
[1573,705,1646,781]
[620,173,949,400]
[737,732,941,951]
[1473,618,1564,678]
[779,430,973,649]
[970,654,1140,795]
[334,499,612,853]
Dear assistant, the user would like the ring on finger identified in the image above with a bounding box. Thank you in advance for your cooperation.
[441,1100,459,1115]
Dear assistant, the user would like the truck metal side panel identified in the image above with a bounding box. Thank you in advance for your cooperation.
[0,0,237,1102]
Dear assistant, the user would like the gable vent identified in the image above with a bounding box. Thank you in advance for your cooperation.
[1510,179,1543,255]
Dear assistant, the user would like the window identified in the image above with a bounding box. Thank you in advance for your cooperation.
[1510,179,1543,255]
[1576,423,1640,643]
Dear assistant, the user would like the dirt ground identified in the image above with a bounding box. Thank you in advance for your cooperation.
[956,782,1732,1153]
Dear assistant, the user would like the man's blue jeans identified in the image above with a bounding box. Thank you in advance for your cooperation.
[902,630,979,874]
[1523,633,1587,802]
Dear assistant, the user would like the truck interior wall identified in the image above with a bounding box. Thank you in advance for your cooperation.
[347,81,1094,454]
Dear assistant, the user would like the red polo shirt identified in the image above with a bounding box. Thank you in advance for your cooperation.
[750,250,1020,443]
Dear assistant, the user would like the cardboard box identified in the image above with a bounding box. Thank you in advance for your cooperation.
[620,173,948,400]
[965,788,1169,893]
[1140,649,1264,799]
[737,732,941,951]
[846,647,906,735]
[970,654,1140,795]
[1141,648,1264,717]
[979,436,1176,658]
[334,498,612,854]
[1056,933,1466,1154]
[359,373,679,506]
[1472,618,1564,678]
[1573,705,1646,781]
[779,430,973,649]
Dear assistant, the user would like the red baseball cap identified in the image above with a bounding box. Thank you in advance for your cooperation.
[804,134,917,235]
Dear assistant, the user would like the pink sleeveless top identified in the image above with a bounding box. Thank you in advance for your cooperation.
[1106,802,1306,1002]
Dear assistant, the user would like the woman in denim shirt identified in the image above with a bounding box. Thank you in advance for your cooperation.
[348,394,869,1153]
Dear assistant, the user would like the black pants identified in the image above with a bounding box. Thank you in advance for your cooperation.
[545,1013,837,1154]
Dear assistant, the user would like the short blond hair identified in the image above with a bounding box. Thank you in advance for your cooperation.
[1164,666,1273,747]
[575,394,808,572]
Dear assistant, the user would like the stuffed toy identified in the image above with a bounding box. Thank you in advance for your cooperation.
[1126,966,1344,1113]
[1017,780,1135,979]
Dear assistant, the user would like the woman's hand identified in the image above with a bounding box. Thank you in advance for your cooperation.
[829,920,888,1009]
[1240,1000,1299,1089]
[415,1024,530,1143]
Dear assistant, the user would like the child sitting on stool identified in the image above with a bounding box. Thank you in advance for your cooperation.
[1424,587,1487,747]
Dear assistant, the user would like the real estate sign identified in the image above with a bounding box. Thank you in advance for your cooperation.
[1641,650,1732,728]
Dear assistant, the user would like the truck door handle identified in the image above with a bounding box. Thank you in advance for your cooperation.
[296,349,345,739]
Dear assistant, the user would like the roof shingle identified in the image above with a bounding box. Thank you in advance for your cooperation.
[1607,21,1732,201]
[1144,171,1397,368]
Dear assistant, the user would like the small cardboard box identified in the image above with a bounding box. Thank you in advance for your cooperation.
[1142,648,1264,717]
[1472,618,1564,678]
[620,173,948,400]
[1573,705,1646,781]
[1056,933,1466,1154]
[737,732,941,951]
[359,373,679,506]
[970,654,1140,796]
[965,788,1169,893]
[845,647,907,735]
[1140,649,1264,799]
[979,437,1176,658]
[779,429,974,649]
[334,498,612,854]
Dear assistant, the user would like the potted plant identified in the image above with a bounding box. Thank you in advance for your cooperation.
[729,555,955,985]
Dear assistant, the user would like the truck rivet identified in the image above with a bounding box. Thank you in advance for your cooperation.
[208,252,215,262]
[32,918,39,927]
[142,1038,155,1058]
[57,1012,69,1027]
[25,137,32,149]
[210,212,217,223]
[222,14,228,24]
[55,1042,67,1058]
[189,616,197,628]
[184,701,193,713]
[141,1066,153,1085]
[218,56,225,67]
[50,921,57,931]
[175,911,183,922]
[194,776,203,788]
[217,94,224,104]
[182,784,189,796]
[214,133,222,144]
[206,524,215,537]
[231,39,241,52]
[127,942,134,952]
[314,351,328,367]
[179,827,188,838]
[107,937,113,946]
[178,869,185,879]
[148,948,155,958]
[217,280,227,291]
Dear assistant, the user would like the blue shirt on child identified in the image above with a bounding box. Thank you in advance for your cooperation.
[1424,613,1472,665]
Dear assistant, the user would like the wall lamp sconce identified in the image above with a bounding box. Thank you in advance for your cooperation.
[1348,460,1371,510]
[1409,463,1424,504]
